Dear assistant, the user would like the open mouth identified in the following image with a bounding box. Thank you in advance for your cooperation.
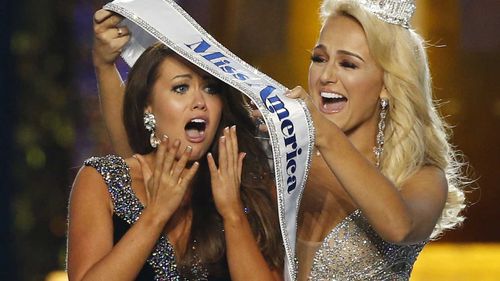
[320,92,348,113]
[184,118,207,142]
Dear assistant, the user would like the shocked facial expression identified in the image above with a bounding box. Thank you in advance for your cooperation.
[308,15,386,137]
[146,55,224,160]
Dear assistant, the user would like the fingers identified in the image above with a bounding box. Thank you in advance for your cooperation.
[237,152,246,182]
[96,25,130,41]
[93,10,129,43]
[170,145,192,181]
[179,161,199,187]
[222,127,236,171]
[162,139,180,177]
[93,9,130,66]
[229,126,238,167]
[207,153,218,177]
[218,135,228,173]
[93,9,113,24]
[285,86,309,99]
[285,86,317,115]
[94,10,124,29]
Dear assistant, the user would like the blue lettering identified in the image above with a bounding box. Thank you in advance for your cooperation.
[286,159,297,175]
[281,119,294,136]
[203,52,226,61]
[221,65,236,74]
[185,39,211,53]
[287,176,297,193]
[234,73,249,81]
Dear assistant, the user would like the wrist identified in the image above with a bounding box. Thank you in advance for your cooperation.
[221,207,247,226]
[314,119,341,150]
[93,60,118,73]
[139,207,172,230]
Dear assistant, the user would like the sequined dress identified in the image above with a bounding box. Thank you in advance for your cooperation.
[299,209,427,281]
[85,155,221,281]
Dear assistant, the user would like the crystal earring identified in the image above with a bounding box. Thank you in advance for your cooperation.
[373,98,389,168]
[144,112,160,148]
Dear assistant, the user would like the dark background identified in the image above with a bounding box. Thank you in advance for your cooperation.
[1,0,498,280]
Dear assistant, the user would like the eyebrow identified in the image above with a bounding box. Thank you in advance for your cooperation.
[313,44,365,62]
[171,74,192,80]
[338,50,365,62]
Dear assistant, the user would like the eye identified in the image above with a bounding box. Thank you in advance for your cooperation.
[311,54,326,63]
[172,84,189,94]
[204,82,224,95]
[340,60,358,69]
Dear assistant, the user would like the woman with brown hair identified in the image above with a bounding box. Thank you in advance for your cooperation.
[66,41,283,280]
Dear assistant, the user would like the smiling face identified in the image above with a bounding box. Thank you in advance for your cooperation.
[146,55,224,160]
[308,14,386,142]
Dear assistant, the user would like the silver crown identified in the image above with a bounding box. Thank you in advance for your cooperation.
[358,0,416,28]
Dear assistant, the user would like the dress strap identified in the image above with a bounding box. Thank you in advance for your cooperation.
[84,155,144,224]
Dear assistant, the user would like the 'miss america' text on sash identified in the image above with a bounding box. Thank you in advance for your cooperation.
[186,39,303,194]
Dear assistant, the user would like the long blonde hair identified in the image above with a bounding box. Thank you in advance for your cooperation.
[321,0,467,239]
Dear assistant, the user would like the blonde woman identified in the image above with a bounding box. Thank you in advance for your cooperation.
[287,0,467,280]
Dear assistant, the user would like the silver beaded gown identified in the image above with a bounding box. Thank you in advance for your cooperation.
[298,209,427,281]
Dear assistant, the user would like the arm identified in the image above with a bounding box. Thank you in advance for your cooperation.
[208,126,282,281]
[288,87,447,245]
[67,139,198,281]
[93,9,133,157]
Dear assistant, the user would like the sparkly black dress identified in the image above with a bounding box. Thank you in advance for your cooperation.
[85,155,230,281]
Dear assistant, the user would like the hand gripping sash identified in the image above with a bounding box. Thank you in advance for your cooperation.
[104,1,314,279]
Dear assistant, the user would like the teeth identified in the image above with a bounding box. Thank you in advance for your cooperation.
[321,92,344,99]
[190,118,206,124]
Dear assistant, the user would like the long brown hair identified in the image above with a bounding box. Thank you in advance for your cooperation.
[123,43,283,277]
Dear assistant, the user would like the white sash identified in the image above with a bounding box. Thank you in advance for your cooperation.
[104,1,314,279]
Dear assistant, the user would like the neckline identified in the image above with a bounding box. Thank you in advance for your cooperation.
[323,209,361,242]
[298,209,361,244]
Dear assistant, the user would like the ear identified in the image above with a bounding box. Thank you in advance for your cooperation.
[379,86,389,100]
[144,104,152,114]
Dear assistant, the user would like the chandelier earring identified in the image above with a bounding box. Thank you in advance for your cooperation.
[373,98,389,167]
[144,112,160,148]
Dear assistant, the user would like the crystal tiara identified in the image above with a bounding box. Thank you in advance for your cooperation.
[358,0,416,28]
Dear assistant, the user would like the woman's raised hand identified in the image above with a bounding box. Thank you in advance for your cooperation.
[93,9,130,68]
[286,86,333,146]
[134,138,199,223]
[208,126,247,220]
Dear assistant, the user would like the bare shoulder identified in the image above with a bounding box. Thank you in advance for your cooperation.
[70,165,112,214]
[401,165,448,199]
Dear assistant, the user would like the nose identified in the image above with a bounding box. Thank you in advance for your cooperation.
[320,62,338,84]
[191,90,207,111]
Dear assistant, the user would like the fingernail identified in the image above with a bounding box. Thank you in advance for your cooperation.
[186,145,192,152]
[285,90,291,97]
[231,125,236,131]
[224,127,229,133]
[220,136,226,143]
[162,135,168,141]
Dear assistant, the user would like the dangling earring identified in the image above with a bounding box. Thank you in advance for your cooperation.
[144,112,160,148]
[373,98,389,168]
